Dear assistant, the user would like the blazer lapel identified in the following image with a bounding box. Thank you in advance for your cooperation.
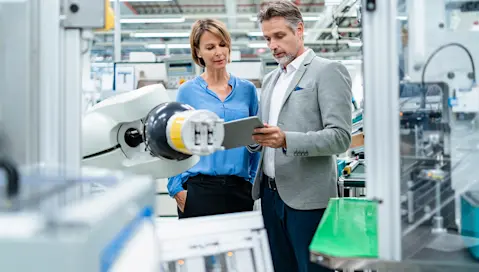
[262,69,281,122]
[279,50,317,110]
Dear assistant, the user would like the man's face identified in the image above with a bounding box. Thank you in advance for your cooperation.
[261,17,304,66]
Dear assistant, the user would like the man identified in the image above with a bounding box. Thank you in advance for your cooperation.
[247,1,352,271]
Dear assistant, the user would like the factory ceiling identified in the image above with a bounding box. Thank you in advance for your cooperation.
[93,0,364,61]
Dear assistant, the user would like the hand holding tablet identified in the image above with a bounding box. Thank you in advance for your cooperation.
[251,123,287,149]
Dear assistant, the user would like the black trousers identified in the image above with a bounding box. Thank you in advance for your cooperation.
[178,174,254,219]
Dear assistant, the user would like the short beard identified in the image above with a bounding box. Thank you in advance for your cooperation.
[273,42,301,67]
[274,53,296,66]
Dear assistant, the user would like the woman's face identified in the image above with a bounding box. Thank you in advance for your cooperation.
[197,31,229,70]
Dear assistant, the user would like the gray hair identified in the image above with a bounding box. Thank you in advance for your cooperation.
[256,1,304,32]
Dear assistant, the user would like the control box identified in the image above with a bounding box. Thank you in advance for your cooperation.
[164,56,201,89]
[63,0,105,28]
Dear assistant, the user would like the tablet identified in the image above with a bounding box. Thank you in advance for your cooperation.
[222,116,264,149]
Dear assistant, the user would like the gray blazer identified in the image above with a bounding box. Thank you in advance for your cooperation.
[249,50,352,210]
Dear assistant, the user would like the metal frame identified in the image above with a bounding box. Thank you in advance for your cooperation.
[39,0,62,168]
[362,0,402,261]
[0,0,105,205]
[114,0,122,62]
[0,0,83,174]
[0,0,39,165]
[63,29,82,175]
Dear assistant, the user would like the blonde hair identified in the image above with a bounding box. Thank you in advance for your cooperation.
[190,19,232,67]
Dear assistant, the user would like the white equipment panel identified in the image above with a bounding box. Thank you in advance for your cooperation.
[164,56,201,89]
[156,211,274,272]
[227,61,262,80]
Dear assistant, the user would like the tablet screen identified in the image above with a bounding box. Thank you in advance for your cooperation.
[222,116,264,149]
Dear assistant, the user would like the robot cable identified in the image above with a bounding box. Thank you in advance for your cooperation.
[421,42,476,88]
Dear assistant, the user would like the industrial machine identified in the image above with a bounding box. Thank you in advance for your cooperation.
[398,82,454,230]
[82,83,225,178]
[0,166,159,272]
[156,211,274,272]
[164,56,202,90]
[310,1,479,271]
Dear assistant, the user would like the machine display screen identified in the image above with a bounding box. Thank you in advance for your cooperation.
[167,62,194,76]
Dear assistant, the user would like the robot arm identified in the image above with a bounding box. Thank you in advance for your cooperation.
[82,84,224,179]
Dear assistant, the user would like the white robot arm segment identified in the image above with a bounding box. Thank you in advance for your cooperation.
[82,84,224,179]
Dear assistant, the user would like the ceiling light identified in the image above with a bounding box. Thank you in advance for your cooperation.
[145,44,190,49]
[303,16,321,21]
[110,0,172,2]
[246,32,263,37]
[131,32,190,38]
[247,43,268,48]
[121,17,185,24]
[347,41,362,48]
[249,16,319,22]
[324,0,342,6]
[247,31,308,37]
[145,44,166,49]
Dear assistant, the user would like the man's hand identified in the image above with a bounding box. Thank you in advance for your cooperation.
[174,190,187,212]
[252,124,287,148]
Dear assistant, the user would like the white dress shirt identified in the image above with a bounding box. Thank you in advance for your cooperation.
[263,49,312,178]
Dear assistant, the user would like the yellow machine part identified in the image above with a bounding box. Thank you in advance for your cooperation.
[343,166,352,176]
[169,116,190,154]
[97,0,115,31]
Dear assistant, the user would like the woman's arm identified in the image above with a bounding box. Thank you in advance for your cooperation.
[167,83,193,209]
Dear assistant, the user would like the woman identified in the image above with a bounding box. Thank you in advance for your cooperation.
[167,19,260,219]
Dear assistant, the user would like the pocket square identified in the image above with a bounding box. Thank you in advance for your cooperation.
[294,86,304,91]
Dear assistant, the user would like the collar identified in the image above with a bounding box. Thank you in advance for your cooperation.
[196,73,235,89]
[280,48,312,73]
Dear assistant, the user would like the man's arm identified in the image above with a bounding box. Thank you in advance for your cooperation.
[284,61,352,157]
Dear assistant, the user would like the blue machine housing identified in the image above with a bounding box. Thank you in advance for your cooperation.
[461,191,479,260]
[337,159,346,179]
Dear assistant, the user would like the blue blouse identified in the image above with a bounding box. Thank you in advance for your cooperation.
[167,74,261,197]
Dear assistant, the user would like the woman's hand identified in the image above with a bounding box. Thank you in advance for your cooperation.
[174,190,188,212]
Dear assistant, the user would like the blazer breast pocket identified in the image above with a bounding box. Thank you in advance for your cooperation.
[288,87,318,111]
[293,82,315,92]
[291,87,315,97]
